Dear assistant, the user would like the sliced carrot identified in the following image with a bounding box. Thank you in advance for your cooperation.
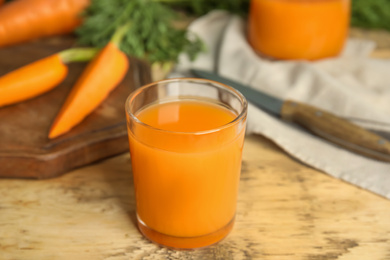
[0,48,97,108]
[0,0,90,47]
[0,54,67,107]
[48,42,129,139]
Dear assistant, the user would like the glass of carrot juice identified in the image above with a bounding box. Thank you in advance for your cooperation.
[125,78,247,249]
[248,0,351,60]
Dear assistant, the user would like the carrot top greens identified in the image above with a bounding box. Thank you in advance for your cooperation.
[351,0,390,31]
[76,0,205,66]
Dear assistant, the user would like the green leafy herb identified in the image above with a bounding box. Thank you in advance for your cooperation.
[351,0,390,31]
[76,0,205,65]
[160,0,250,17]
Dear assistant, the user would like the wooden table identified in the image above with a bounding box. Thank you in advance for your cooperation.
[1,30,390,259]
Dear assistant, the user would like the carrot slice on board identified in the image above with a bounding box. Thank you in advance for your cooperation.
[0,54,68,107]
[48,42,129,139]
[0,48,97,108]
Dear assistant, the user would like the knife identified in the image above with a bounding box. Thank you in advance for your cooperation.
[191,69,390,162]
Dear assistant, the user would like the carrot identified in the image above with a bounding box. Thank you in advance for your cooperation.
[0,0,90,47]
[48,40,129,139]
[0,54,67,107]
[0,48,98,107]
[0,0,4,7]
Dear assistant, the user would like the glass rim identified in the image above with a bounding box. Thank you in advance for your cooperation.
[125,77,248,135]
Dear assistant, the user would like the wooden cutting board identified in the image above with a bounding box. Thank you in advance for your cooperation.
[0,36,152,179]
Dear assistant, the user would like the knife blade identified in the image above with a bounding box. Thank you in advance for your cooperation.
[191,69,390,162]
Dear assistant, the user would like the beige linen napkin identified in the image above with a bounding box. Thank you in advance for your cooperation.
[170,11,390,199]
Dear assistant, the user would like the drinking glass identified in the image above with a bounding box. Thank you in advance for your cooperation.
[248,0,351,60]
[125,78,247,249]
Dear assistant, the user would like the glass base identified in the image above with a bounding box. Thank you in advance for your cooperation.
[137,216,235,250]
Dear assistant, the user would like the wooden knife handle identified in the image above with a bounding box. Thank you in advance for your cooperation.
[281,100,390,162]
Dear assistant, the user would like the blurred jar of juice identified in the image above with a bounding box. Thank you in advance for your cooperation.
[248,0,351,60]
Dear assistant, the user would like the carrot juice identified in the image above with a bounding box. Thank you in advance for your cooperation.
[125,78,247,249]
[248,0,351,60]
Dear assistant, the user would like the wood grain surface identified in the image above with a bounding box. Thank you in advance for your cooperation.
[1,135,390,259]
[0,37,151,179]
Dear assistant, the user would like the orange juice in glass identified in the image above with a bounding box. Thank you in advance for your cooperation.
[125,78,247,249]
[248,0,351,60]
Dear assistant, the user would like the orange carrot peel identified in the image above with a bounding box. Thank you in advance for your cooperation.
[0,0,90,47]
[48,24,130,139]
[0,48,98,108]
